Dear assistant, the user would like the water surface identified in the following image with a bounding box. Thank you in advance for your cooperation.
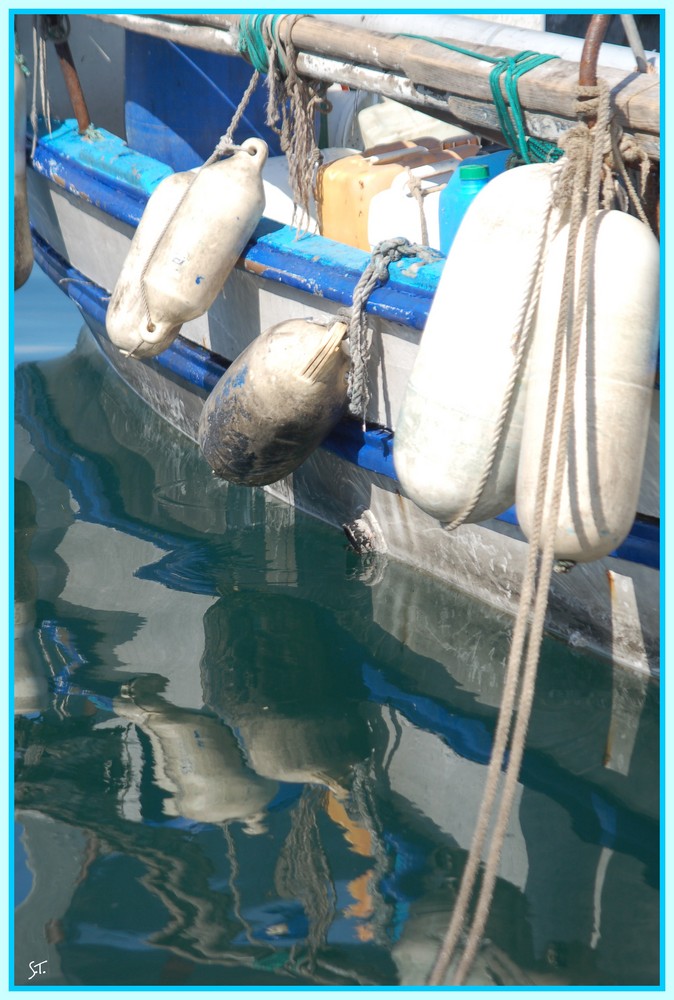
[13,281,660,988]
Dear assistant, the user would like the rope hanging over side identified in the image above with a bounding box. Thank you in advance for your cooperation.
[237,13,327,232]
[428,79,613,987]
[347,238,441,428]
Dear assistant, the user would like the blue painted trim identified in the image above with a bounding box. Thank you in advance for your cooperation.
[28,121,441,329]
[30,227,659,572]
[29,119,173,227]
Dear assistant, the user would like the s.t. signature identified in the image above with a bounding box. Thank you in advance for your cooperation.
[28,960,47,981]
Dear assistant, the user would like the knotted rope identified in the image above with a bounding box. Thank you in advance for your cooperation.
[347,238,441,428]
[428,79,613,987]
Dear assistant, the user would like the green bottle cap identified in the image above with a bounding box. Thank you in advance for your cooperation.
[459,164,489,180]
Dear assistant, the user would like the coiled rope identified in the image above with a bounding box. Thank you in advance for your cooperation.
[428,79,613,987]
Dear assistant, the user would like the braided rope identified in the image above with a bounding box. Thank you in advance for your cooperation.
[348,238,440,428]
[404,170,430,247]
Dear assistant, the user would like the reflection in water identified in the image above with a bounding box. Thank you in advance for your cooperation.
[13,328,660,987]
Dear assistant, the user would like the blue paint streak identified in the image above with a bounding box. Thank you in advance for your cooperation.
[30,226,659,572]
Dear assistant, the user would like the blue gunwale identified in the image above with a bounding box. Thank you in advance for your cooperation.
[29,119,442,330]
[30,228,659,571]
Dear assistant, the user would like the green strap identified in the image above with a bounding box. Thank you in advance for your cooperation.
[238,13,287,75]
[403,34,564,163]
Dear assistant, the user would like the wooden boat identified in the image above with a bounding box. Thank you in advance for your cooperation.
[13,12,661,675]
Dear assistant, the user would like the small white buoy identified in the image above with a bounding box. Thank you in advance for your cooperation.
[14,59,33,290]
[107,138,268,358]
[516,209,660,562]
[393,162,559,524]
[198,318,350,486]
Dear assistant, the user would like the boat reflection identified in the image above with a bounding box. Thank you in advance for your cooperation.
[13,328,659,987]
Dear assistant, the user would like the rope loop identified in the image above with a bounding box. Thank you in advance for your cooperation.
[348,239,439,426]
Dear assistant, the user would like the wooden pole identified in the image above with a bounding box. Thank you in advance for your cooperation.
[89,12,660,158]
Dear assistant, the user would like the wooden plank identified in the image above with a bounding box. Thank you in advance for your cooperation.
[90,12,660,157]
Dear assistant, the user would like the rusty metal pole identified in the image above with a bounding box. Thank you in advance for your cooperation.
[41,15,92,134]
[579,14,612,88]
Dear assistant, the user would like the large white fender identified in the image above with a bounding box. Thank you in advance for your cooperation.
[14,59,33,290]
[107,138,267,358]
[393,163,559,524]
[516,209,660,562]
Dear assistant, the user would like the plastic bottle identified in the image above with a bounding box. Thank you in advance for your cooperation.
[438,163,490,255]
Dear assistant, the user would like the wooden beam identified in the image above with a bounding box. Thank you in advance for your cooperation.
[89,12,660,158]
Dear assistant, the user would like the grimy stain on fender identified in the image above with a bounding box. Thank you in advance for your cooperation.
[198,318,350,486]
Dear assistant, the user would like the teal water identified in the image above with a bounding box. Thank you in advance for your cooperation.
[13,269,660,988]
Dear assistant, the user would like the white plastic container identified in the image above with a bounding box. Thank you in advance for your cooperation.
[14,59,33,290]
[359,96,477,149]
[367,159,460,250]
[325,84,378,149]
[394,162,558,524]
[516,209,660,562]
[107,138,267,358]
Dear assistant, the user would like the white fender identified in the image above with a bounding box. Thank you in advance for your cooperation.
[106,170,193,357]
[14,59,33,290]
[516,209,660,562]
[107,138,267,358]
[394,163,559,524]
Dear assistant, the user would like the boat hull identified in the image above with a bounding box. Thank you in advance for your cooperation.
[27,223,659,677]
[20,71,659,676]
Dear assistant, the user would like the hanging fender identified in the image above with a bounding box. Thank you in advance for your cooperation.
[516,209,660,562]
[198,318,350,486]
[393,163,560,525]
[107,138,268,358]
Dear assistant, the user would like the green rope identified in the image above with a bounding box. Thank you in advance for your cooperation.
[403,34,564,163]
[238,13,287,75]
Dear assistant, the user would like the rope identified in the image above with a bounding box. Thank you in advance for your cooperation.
[428,80,612,987]
[348,238,441,427]
[30,17,53,157]
[404,170,430,247]
[403,34,563,163]
[236,13,326,232]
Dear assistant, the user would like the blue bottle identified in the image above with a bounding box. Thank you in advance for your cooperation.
[439,162,490,255]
